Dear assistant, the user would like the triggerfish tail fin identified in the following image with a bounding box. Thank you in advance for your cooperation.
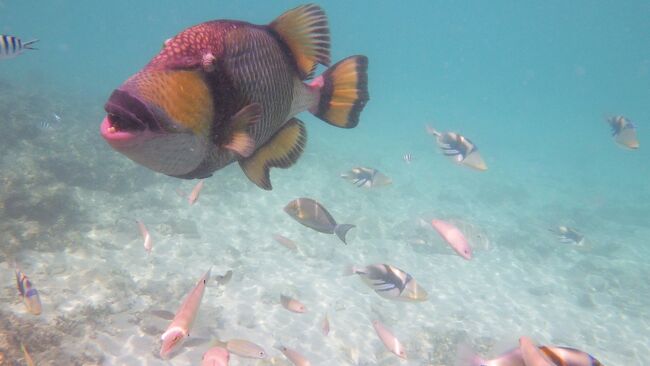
[309,55,369,128]
[454,343,485,366]
[223,103,262,158]
[239,118,307,190]
[334,224,355,244]
[269,3,331,80]
[23,39,39,50]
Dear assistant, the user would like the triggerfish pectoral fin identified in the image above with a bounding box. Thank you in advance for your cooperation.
[239,118,307,190]
[222,103,262,158]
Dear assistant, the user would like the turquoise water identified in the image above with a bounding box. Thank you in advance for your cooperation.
[1,1,649,365]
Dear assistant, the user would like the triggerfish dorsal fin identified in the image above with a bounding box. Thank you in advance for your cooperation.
[269,3,331,80]
[311,55,369,128]
[222,103,262,158]
[239,118,306,190]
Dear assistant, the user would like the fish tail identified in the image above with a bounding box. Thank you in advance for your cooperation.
[342,265,358,276]
[23,39,39,50]
[334,224,355,244]
[454,343,485,366]
[308,55,369,128]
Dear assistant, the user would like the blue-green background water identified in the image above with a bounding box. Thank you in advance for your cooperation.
[1,1,649,365]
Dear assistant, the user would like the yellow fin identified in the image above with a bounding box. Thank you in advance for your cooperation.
[239,118,307,190]
[223,103,262,158]
[269,3,330,79]
[313,55,369,128]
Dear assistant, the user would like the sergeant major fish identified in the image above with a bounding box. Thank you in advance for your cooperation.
[100,4,369,190]
[0,35,38,59]
[284,197,355,244]
[14,264,42,315]
[426,125,487,171]
[344,263,428,302]
[607,115,639,149]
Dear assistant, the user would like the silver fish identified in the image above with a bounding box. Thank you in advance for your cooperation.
[341,167,391,188]
[607,115,639,149]
[426,125,487,171]
[284,198,355,244]
[345,263,428,302]
[0,35,38,59]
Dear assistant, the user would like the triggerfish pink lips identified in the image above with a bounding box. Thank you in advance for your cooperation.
[101,89,161,146]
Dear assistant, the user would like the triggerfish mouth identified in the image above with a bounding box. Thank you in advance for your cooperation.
[101,4,369,190]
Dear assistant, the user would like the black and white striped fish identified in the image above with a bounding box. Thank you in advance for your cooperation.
[607,115,639,149]
[402,153,413,164]
[0,35,38,59]
[425,124,488,171]
[345,263,428,302]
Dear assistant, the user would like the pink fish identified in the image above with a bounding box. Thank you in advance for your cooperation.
[136,220,152,254]
[202,346,230,366]
[519,337,554,366]
[160,269,211,359]
[188,179,205,205]
[457,342,605,366]
[372,320,407,360]
[280,294,306,313]
[430,219,472,260]
[322,313,330,336]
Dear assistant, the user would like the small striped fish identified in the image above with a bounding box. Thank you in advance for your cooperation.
[0,35,38,59]
[402,153,413,164]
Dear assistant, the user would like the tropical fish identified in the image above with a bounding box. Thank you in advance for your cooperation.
[160,269,211,359]
[430,219,473,260]
[345,264,428,302]
[100,4,369,190]
[280,294,306,313]
[188,179,205,205]
[284,197,355,244]
[20,343,35,366]
[14,265,42,315]
[40,113,62,130]
[215,270,233,286]
[321,313,330,336]
[272,233,299,252]
[550,226,584,245]
[403,153,414,164]
[213,339,266,359]
[202,346,230,366]
[456,342,604,366]
[607,115,639,149]
[0,35,38,59]
[136,220,153,254]
[520,337,554,366]
[372,320,407,359]
[340,167,392,188]
[426,125,487,171]
[275,344,311,366]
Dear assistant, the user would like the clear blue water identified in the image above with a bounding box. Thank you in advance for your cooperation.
[1,1,649,365]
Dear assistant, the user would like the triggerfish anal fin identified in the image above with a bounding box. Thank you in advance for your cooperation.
[222,103,262,158]
[311,55,369,128]
[269,3,331,80]
[239,118,306,190]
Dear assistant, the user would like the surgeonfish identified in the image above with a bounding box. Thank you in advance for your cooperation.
[456,342,605,366]
[212,339,266,359]
[550,226,584,246]
[607,115,639,149]
[426,125,487,171]
[160,269,211,359]
[275,344,311,366]
[520,337,555,366]
[100,4,369,190]
[272,233,299,252]
[344,264,428,302]
[430,219,473,260]
[280,294,307,313]
[188,179,205,205]
[202,346,230,366]
[136,220,153,254]
[372,320,407,359]
[340,167,392,188]
[0,35,38,59]
[284,197,355,244]
[14,265,42,315]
